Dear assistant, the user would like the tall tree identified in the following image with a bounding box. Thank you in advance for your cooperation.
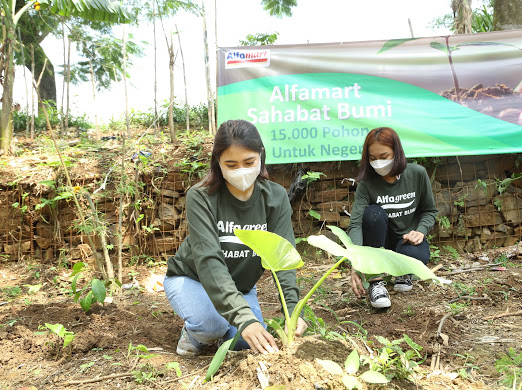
[261,0,297,17]
[493,0,522,30]
[452,0,473,34]
[13,1,199,110]
[1,0,131,153]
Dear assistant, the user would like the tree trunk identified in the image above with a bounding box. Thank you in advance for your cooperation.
[202,9,215,134]
[452,0,473,34]
[153,1,159,135]
[168,34,176,142]
[65,39,71,130]
[123,26,130,136]
[17,28,30,136]
[493,0,522,30]
[31,45,35,139]
[22,42,57,110]
[88,58,100,139]
[0,31,15,154]
[60,23,66,137]
[176,25,190,134]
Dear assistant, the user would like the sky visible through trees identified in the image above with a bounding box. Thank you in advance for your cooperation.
[12,0,454,122]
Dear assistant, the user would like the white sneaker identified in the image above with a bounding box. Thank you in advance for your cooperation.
[176,327,202,356]
[369,281,391,308]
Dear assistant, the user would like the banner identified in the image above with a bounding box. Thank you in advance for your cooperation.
[217,30,522,164]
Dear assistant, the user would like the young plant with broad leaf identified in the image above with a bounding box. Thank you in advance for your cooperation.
[316,349,389,389]
[203,226,438,382]
[235,225,438,345]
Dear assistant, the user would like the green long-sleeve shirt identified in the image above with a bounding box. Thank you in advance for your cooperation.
[348,163,438,246]
[166,179,299,334]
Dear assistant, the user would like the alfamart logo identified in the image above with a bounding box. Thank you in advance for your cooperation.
[225,50,270,69]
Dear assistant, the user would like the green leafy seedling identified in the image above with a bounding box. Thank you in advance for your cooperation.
[40,323,75,349]
[316,349,389,389]
[235,226,438,345]
[204,332,240,382]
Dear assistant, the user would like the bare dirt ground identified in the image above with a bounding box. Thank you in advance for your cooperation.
[1,248,520,390]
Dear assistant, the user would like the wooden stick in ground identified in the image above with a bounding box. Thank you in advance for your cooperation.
[176,24,190,134]
[84,192,115,280]
[117,134,126,285]
[64,357,139,385]
[437,313,453,339]
[483,310,522,321]
[35,81,105,277]
[447,295,490,304]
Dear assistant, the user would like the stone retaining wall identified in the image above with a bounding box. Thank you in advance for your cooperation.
[0,154,520,262]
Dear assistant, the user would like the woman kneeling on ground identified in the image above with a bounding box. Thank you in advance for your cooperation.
[164,119,307,356]
[348,127,438,308]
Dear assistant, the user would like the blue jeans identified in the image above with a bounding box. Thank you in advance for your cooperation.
[163,275,265,350]
[362,204,430,265]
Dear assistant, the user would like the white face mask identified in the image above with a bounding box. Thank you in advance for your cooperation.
[221,162,261,192]
[370,158,394,176]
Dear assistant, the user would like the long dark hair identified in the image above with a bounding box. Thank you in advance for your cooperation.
[356,127,407,182]
[199,120,269,194]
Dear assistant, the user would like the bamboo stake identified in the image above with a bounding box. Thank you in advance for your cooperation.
[123,25,130,136]
[84,192,115,280]
[34,80,105,278]
[17,28,29,137]
[153,0,159,135]
[65,39,71,131]
[176,24,190,133]
[202,5,214,134]
[60,21,66,137]
[87,56,99,139]
[117,134,126,284]
[168,33,176,141]
[30,44,35,139]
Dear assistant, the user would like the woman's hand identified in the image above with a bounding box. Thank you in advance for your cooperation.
[295,317,308,337]
[285,316,309,337]
[351,270,366,298]
[242,322,279,354]
[403,230,424,245]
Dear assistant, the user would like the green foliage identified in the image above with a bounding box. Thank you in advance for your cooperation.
[308,210,321,220]
[261,0,298,17]
[495,348,522,388]
[70,262,119,312]
[235,226,438,346]
[1,286,22,300]
[437,215,451,229]
[363,335,424,381]
[443,245,459,260]
[13,107,92,133]
[240,32,279,46]
[204,332,240,382]
[316,349,389,389]
[496,172,522,194]
[66,32,145,90]
[301,171,325,185]
[36,323,75,350]
[38,0,132,23]
[165,362,182,377]
[125,101,210,130]
[430,1,494,33]
[454,193,469,207]
[447,301,469,315]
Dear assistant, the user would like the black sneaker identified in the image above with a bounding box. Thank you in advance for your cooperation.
[394,274,413,292]
[369,281,391,308]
